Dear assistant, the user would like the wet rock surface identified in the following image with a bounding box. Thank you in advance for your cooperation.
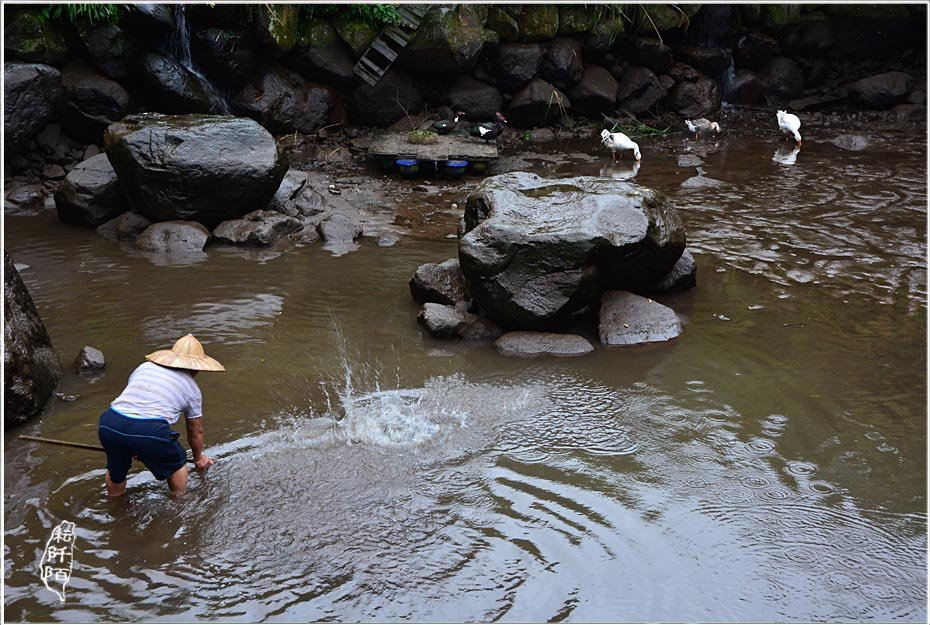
[135,220,211,253]
[645,249,698,294]
[848,71,915,109]
[4,63,63,152]
[4,252,62,426]
[54,153,126,227]
[494,331,594,357]
[460,172,686,330]
[409,258,469,306]
[598,291,683,346]
[104,113,287,228]
[213,210,304,247]
[74,346,106,376]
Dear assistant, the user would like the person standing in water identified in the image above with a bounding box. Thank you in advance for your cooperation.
[98,334,224,497]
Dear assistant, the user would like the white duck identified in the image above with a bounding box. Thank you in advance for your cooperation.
[776,110,802,146]
[600,129,641,162]
[685,118,721,140]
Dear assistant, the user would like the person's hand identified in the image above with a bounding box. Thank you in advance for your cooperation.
[194,455,215,472]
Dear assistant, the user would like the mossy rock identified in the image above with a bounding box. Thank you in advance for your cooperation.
[824,4,911,19]
[332,12,378,58]
[629,4,690,34]
[406,5,492,73]
[558,5,599,36]
[760,4,802,30]
[4,10,69,65]
[515,4,559,42]
[588,16,626,52]
[255,4,298,55]
[296,17,340,48]
[487,6,519,42]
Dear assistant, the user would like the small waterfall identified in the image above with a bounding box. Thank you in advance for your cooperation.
[165,4,230,114]
[721,57,736,105]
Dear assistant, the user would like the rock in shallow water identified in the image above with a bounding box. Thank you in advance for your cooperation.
[494,331,594,357]
[213,210,303,246]
[74,346,105,376]
[409,258,468,306]
[598,291,682,346]
[104,113,287,229]
[135,221,211,253]
[459,172,685,330]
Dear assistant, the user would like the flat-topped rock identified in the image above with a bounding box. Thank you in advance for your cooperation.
[459,172,686,329]
[494,331,594,357]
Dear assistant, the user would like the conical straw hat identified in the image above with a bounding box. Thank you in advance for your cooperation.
[146,334,225,372]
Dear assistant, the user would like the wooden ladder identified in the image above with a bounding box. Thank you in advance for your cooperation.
[353,5,429,87]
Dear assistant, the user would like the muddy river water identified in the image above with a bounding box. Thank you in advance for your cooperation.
[4,119,927,622]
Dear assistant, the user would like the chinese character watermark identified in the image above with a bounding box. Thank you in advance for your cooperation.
[39,521,75,601]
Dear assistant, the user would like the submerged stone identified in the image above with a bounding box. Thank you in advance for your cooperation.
[494,331,594,357]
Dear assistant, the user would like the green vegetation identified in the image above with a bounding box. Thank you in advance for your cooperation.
[38,3,130,24]
[299,4,402,28]
[408,130,439,145]
[606,116,671,139]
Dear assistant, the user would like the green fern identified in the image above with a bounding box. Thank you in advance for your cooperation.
[38,3,131,25]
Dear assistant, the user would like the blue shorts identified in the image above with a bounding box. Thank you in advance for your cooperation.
[98,408,187,482]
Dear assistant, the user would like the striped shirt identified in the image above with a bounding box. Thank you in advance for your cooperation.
[110,362,203,424]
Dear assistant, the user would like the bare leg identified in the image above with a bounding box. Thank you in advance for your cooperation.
[105,470,127,498]
[167,465,189,495]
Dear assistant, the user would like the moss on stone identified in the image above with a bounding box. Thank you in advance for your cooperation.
[518,4,559,42]
[261,5,298,53]
[487,6,519,42]
[824,4,911,19]
[558,5,599,36]
[296,17,339,48]
[332,12,378,58]
[761,4,802,29]
[4,10,69,64]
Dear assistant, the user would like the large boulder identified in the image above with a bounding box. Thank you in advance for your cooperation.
[674,45,732,80]
[4,63,63,152]
[286,19,356,88]
[192,28,260,88]
[620,35,674,75]
[4,9,69,65]
[403,4,491,73]
[496,43,544,92]
[444,77,503,121]
[735,31,779,72]
[75,21,137,80]
[507,78,570,127]
[54,153,127,226]
[512,5,559,42]
[140,53,222,114]
[668,73,721,117]
[212,210,303,246]
[253,4,298,56]
[763,56,804,101]
[598,291,682,346]
[331,12,378,58]
[4,252,61,426]
[615,66,663,114]
[350,67,423,127]
[848,72,915,109]
[409,258,469,306]
[59,63,131,144]
[104,113,287,228]
[459,172,686,329]
[780,12,834,56]
[568,65,619,119]
[825,4,916,61]
[232,67,335,134]
[538,37,584,89]
[558,5,599,36]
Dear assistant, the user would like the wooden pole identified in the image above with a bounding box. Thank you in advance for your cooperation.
[19,435,105,452]
[19,435,195,464]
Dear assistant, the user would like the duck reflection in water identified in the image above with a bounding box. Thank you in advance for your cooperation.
[773,145,801,166]
[600,159,641,180]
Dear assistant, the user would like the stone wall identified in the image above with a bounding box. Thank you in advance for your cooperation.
[4,3,926,147]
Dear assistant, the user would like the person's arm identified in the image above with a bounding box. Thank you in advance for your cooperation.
[185,417,214,471]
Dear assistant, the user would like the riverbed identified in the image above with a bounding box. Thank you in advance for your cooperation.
[4,118,926,622]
